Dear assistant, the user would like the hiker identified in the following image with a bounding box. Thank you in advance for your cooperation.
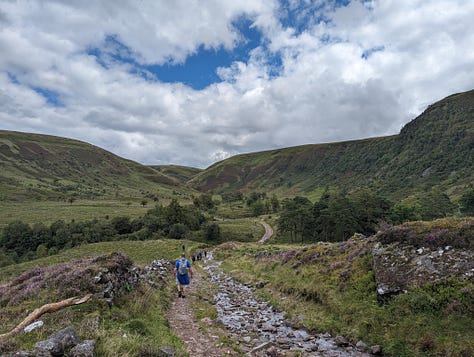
[174,253,193,298]
[191,254,196,263]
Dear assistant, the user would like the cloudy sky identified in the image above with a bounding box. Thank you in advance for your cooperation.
[0,0,473,168]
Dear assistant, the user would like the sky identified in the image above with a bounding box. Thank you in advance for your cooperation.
[0,0,473,168]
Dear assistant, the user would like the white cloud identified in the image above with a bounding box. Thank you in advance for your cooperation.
[0,0,473,168]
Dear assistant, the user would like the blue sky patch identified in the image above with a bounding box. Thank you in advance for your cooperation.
[86,18,283,90]
[147,16,264,89]
[32,87,63,107]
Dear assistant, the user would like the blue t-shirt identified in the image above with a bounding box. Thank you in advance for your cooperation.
[175,258,191,285]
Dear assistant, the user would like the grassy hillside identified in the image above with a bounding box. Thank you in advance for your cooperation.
[151,164,202,184]
[0,131,191,201]
[190,90,474,201]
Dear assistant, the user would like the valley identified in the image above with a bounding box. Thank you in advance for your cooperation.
[0,89,473,356]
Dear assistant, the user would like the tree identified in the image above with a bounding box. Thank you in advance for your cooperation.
[203,222,221,241]
[0,248,15,267]
[388,203,421,224]
[166,199,185,225]
[270,194,280,212]
[277,196,313,243]
[36,244,48,258]
[111,216,133,235]
[1,221,34,256]
[193,193,215,210]
[168,223,188,239]
[349,189,391,235]
[459,189,474,216]
[251,200,266,217]
[416,189,456,220]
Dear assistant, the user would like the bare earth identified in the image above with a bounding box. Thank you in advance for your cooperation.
[167,265,239,356]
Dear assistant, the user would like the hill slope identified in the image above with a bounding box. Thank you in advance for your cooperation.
[190,90,474,199]
[150,165,202,184]
[0,131,183,201]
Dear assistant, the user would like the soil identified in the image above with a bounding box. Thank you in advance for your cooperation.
[167,264,239,357]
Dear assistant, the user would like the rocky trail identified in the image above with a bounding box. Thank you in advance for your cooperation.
[168,230,376,356]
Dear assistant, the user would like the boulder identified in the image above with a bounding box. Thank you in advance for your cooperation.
[34,326,80,356]
[68,340,95,357]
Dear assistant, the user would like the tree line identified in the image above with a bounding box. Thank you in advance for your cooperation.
[0,199,220,266]
[277,187,474,243]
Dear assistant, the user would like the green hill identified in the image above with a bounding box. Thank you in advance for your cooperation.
[190,90,474,200]
[150,165,202,184]
[0,131,185,201]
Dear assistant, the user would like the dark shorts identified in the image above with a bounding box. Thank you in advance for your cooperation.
[177,273,190,286]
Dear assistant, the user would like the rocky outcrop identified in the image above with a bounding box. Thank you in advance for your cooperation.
[92,258,171,307]
[372,228,474,297]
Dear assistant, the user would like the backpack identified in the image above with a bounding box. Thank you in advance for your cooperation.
[178,259,188,275]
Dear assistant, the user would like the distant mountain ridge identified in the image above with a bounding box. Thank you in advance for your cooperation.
[0,89,472,202]
[0,131,181,200]
[189,89,474,199]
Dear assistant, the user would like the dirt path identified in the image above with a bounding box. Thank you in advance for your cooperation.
[167,264,239,356]
[258,221,273,244]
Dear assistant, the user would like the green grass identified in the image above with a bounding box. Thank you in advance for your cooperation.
[0,239,201,356]
[0,200,151,229]
[215,240,474,357]
[0,239,200,284]
[217,218,265,242]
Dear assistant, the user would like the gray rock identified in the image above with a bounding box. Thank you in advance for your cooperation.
[371,344,383,355]
[158,346,176,356]
[23,320,43,333]
[334,335,349,346]
[356,340,368,351]
[34,326,80,356]
[68,340,95,357]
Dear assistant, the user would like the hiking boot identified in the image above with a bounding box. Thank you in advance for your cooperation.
[181,294,186,298]
[178,291,182,298]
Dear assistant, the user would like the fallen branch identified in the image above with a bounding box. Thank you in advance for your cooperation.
[0,294,92,340]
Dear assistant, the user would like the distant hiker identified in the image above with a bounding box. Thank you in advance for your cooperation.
[181,244,186,252]
[191,254,196,263]
[204,251,207,258]
[174,253,193,298]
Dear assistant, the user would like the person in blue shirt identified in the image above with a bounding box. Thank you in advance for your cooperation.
[174,253,193,298]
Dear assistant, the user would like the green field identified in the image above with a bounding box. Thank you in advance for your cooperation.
[0,200,150,229]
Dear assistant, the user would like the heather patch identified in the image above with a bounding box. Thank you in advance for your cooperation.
[0,253,131,307]
[376,218,474,249]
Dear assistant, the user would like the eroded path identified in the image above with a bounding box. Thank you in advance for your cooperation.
[168,221,372,356]
[167,264,239,356]
[258,221,273,244]
[204,254,371,357]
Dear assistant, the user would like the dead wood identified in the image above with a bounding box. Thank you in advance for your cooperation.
[0,294,92,340]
